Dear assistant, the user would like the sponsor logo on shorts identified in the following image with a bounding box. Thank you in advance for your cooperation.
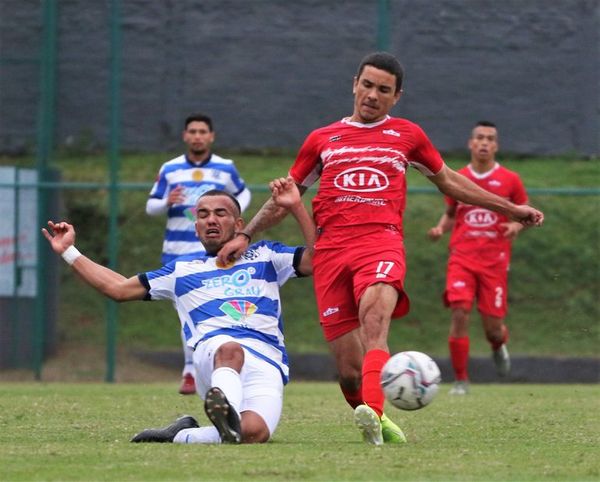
[465,208,498,227]
[334,167,389,192]
[322,307,339,317]
[452,281,466,289]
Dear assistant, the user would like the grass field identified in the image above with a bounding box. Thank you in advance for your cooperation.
[0,382,598,481]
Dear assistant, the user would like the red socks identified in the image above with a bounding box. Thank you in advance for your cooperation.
[361,349,390,417]
[449,336,470,381]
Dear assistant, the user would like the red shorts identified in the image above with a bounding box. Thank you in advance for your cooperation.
[313,230,410,342]
[443,252,509,318]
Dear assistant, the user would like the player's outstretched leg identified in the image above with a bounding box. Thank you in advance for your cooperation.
[380,413,407,444]
[354,405,384,446]
[492,344,510,377]
[204,387,242,444]
[130,415,199,443]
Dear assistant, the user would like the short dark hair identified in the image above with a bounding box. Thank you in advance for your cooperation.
[185,113,213,131]
[356,52,404,93]
[475,120,497,129]
[198,189,241,217]
[471,120,498,140]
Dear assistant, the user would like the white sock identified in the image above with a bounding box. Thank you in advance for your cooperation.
[173,427,221,444]
[211,366,243,414]
[181,330,194,376]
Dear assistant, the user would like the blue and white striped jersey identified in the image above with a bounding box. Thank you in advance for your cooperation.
[148,153,249,264]
[138,240,305,385]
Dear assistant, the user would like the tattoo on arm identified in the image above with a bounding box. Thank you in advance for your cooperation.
[245,198,289,237]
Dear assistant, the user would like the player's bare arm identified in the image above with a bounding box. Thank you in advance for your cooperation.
[42,221,147,301]
[428,205,456,241]
[429,165,544,226]
[216,183,308,265]
[270,176,315,276]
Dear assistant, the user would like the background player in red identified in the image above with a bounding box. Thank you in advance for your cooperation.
[217,52,544,445]
[428,121,529,395]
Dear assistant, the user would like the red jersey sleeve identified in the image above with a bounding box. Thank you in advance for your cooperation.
[510,172,528,205]
[407,124,445,176]
[289,130,323,188]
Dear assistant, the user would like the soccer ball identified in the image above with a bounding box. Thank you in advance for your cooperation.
[380,351,441,411]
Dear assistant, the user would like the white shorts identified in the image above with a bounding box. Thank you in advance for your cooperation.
[193,335,284,436]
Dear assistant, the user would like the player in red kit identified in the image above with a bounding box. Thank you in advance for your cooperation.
[428,121,529,395]
[218,53,544,445]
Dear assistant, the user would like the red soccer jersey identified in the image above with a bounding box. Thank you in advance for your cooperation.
[289,116,444,243]
[446,163,528,259]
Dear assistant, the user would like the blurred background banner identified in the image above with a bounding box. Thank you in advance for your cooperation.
[0,167,38,297]
[0,167,59,370]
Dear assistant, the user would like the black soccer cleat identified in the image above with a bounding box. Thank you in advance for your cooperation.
[130,415,199,443]
[204,387,242,444]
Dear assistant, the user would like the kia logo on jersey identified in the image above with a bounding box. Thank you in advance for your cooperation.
[465,208,498,227]
[333,167,389,192]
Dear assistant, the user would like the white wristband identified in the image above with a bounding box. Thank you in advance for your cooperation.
[61,246,82,265]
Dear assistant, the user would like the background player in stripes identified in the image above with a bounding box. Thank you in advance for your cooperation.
[146,113,251,395]
[42,181,314,444]
[428,121,530,395]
